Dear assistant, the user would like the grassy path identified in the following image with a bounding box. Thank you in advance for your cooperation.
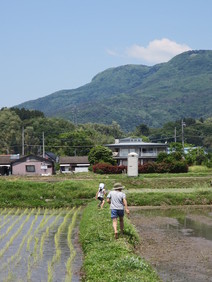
[79,202,160,282]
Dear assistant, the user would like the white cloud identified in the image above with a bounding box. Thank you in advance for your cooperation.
[125,38,192,64]
[106,48,119,57]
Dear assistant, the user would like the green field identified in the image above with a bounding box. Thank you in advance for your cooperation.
[0,167,211,281]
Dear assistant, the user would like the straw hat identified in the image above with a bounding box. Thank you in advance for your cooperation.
[113,183,125,190]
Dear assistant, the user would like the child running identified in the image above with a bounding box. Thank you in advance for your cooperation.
[96,183,106,208]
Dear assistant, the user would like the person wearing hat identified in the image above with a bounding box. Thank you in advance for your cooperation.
[107,182,130,239]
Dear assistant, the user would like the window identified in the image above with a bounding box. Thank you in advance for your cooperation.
[120,149,129,156]
[26,165,35,172]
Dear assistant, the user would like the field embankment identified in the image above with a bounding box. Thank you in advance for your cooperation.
[79,201,160,282]
[0,169,211,208]
[0,169,211,281]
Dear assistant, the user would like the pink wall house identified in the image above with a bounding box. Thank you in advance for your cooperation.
[12,155,54,176]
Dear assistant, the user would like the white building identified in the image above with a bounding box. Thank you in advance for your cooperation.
[105,137,168,166]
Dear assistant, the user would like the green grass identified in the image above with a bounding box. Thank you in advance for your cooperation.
[0,171,211,281]
[79,202,160,282]
[0,179,97,208]
[127,190,212,206]
[0,168,211,208]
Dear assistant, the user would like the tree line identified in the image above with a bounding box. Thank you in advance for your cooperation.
[0,107,211,158]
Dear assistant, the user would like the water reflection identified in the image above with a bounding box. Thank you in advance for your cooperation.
[178,216,212,241]
[131,206,212,282]
[134,206,212,241]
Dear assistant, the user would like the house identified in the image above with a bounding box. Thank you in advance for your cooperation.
[59,156,90,173]
[11,155,54,176]
[105,137,168,166]
[0,154,20,175]
[41,152,58,163]
[0,155,12,175]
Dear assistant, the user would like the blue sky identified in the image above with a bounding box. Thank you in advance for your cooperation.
[0,0,212,108]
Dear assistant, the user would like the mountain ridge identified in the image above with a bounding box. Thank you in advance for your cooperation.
[16,50,212,131]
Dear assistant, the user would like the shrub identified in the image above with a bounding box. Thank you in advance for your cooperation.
[138,162,158,173]
[169,161,188,173]
[92,163,126,174]
[138,161,188,174]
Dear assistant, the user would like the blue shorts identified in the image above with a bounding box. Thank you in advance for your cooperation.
[111,209,124,219]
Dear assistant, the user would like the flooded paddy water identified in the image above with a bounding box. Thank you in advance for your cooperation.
[130,206,212,282]
[0,208,82,282]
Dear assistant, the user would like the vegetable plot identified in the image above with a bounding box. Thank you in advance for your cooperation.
[0,208,80,282]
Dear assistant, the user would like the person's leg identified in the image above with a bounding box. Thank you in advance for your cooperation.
[119,216,124,234]
[112,218,118,238]
[111,210,118,238]
[100,199,105,208]
[98,197,103,207]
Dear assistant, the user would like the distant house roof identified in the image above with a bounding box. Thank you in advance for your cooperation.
[12,154,53,165]
[44,152,57,162]
[59,156,89,164]
[105,138,167,148]
[0,155,11,165]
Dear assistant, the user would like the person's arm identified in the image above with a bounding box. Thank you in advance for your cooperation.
[123,198,130,214]
[95,190,98,199]
[107,192,111,204]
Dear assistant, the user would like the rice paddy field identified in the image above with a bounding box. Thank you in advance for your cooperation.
[0,207,80,282]
[0,166,211,281]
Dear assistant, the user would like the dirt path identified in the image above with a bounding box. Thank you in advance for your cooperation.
[130,208,212,282]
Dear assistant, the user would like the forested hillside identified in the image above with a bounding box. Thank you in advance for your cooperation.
[0,108,211,157]
[16,50,212,131]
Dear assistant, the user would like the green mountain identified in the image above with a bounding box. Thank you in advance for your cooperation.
[16,50,212,131]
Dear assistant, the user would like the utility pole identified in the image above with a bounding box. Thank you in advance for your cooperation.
[73,106,77,126]
[42,132,45,158]
[22,126,25,156]
[174,127,177,143]
[181,120,186,148]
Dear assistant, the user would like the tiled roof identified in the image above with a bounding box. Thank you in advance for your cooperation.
[0,155,12,165]
[59,156,89,164]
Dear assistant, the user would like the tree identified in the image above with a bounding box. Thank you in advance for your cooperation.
[88,146,115,165]
[169,142,184,154]
[58,130,94,156]
[10,107,45,120]
[0,108,22,154]
[134,123,150,136]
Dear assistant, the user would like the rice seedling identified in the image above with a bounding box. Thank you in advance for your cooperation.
[0,208,27,241]
[47,261,53,282]
[0,208,20,235]
[0,209,37,272]
[0,207,81,281]
[39,209,64,259]
[52,209,75,264]
[27,257,31,281]
[0,208,31,258]
[0,208,15,224]
[27,208,49,251]
[33,236,39,263]
[65,208,80,282]
[0,208,7,215]
[30,209,60,261]
[46,208,75,281]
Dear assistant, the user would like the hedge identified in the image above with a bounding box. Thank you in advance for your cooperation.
[92,161,188,174]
